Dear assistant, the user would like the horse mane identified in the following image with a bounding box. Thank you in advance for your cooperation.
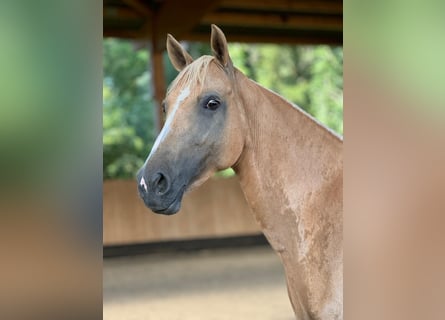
[167,55,220,94]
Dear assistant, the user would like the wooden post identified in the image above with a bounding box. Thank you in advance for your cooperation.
[150,46,166,132]
[149,12,166,133]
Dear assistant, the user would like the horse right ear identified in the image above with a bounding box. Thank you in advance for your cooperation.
[166,34,193,71]
[210,24,232,69]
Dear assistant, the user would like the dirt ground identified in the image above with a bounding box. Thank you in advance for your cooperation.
[103,246,295,320]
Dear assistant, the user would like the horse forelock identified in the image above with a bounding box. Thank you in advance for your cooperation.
[167,55,227,95]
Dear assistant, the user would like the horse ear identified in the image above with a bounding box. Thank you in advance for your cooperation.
[166,34,193,71]
[210,24,232,68]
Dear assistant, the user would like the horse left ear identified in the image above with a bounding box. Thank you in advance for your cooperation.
[210,24,232,69]
[166,34,194,71]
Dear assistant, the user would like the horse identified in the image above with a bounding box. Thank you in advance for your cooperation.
[137,25,343,320]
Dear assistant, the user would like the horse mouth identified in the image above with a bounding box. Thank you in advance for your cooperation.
[149,185,187,215]
[152,198,181,215]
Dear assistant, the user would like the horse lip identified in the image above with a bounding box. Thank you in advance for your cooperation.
[150,185,187,215]
[152,201,179,215]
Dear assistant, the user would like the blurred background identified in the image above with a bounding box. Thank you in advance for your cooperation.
[1,0,442,319]
[103,0,342,319]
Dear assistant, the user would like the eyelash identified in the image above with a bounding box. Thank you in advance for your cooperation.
[204,98,221,110]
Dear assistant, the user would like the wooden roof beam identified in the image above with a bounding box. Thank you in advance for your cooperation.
[219,0,342,14]
[202,12,342,31]
[104,6,143,20]
[122,0,153,17]
[185,31,341,45]
[103,29,148,39]
[151,0,222,51]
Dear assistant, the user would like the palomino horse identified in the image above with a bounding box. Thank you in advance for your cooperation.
[137,25,343,320]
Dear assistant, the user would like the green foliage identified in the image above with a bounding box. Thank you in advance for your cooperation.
[229,44,343,134]
[103,39,343,179]
[214,168,236,178]
[103,39,156,179]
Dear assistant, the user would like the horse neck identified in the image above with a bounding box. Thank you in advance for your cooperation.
[233,73,343,252]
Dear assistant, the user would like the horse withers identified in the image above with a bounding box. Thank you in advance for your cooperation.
[137,25,343,320]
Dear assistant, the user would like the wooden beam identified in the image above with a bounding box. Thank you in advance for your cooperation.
[202,12,342,31]
[220,0,342,14]
[104,6,141,20]
[122,0,153,17]
[149,11,167,131]
[104,28,342,45]
[152,0,222,50]
[185,31,342,45]
[150,46,167,131]
[103,29,149,39]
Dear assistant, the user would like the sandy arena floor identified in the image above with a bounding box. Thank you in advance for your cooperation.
[103,246,295,320]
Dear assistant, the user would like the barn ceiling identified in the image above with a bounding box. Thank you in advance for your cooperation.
[104,0,343,49]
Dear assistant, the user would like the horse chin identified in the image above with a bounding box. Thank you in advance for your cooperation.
[151,198,182,215]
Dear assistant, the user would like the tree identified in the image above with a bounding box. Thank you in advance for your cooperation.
[229,44,343,134]
[103,39,156,179]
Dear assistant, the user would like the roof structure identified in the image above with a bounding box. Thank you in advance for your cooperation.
[104,0,342,130]
[104,0,343,49]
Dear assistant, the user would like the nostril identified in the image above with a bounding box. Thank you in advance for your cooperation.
[151,172,170,195]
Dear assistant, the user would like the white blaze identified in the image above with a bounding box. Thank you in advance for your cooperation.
[144,86,190,163]
[140,176,147,192]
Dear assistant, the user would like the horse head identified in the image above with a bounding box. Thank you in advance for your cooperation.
[137,25,246,215]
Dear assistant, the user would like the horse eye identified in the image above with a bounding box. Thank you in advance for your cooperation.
[161,102,166,114]
[205,99,220,110]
